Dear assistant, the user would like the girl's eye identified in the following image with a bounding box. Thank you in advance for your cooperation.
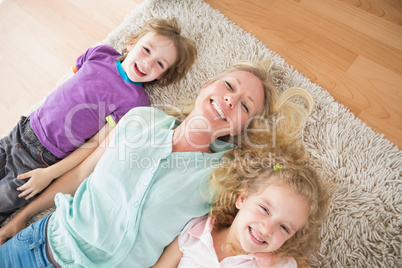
[225,81,234,91]
[242,103,249,113]
[281,225,290,234]
[158,61,164,69]
[143,47,150,53]
[259,205,269,215]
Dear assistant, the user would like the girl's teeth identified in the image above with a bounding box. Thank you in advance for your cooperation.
[137,64,146,75]
[250,227,265,243]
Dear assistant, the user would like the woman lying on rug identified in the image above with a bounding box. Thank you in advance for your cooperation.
[153,143,331,268]
[0,60,313,267]
[0,17,197,225]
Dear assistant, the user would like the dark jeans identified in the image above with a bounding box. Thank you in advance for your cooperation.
[0,116,60,224]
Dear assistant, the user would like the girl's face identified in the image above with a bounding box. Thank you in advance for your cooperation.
[231,183,308,254]
[193,70,265,137]
[121,32,178,83]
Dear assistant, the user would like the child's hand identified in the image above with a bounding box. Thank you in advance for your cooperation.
[16,168,54,200]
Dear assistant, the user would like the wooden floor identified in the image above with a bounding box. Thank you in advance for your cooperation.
[1,0,401,149]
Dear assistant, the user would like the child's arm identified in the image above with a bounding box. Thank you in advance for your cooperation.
[152,237,183,268]
[16,123,114,200]
[0,127,114,246]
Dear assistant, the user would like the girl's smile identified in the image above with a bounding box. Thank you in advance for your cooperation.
[121,32,178,83]
[228,183,309,254]
[134,62,147,77]
[249,226,267,244]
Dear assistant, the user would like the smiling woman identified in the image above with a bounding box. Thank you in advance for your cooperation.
[194,70,265,137]
[0,60,313,268]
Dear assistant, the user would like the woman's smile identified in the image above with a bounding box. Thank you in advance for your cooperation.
[210,100,227,120]
[193,70,265,137]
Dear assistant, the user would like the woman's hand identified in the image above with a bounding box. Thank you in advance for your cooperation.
[17,168,54,200]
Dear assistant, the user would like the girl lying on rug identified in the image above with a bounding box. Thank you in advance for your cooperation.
[153,144,331,268]
[0,61,313,267]
[0,17,197,225]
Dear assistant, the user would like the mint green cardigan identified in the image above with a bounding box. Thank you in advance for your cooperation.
[47,107,235,267]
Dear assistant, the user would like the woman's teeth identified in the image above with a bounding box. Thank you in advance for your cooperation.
[211,101,226,120]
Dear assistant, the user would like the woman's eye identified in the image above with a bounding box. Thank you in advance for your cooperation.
[242,103,249,113]
[225,81,233,91]
[143,47,150,53]
[281,225,290,234]
[158,61,164,68]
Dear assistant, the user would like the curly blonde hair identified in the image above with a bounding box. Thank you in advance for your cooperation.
[209,145,331,266]
[117,18,197,86]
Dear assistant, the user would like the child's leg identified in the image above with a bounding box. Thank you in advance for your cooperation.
[0,116,60,224]
[0,214,53,267]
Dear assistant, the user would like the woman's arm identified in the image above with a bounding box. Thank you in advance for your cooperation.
[17,123,114,199]
[152,237,183,268]
[0,127,115,245]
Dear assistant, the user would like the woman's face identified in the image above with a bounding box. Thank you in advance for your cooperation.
[193,70,265,137]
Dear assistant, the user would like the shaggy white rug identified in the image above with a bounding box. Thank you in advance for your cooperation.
[2,0,401,267]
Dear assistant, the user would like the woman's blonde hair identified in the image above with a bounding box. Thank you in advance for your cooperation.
[166,60,313,145]
[209,145,331,266]
[117,18,197,86]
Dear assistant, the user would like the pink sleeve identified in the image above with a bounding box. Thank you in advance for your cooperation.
[177,216,206,250]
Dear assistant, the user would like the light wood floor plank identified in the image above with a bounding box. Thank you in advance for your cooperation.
[0,0,142,136]
[205,0,402,148]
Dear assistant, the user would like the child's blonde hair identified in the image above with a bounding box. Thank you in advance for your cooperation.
[167,60,313,145]
[118,18,197,86]
[209,145,331,266]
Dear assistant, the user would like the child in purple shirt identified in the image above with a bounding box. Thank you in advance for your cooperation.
[0,18,197,224]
